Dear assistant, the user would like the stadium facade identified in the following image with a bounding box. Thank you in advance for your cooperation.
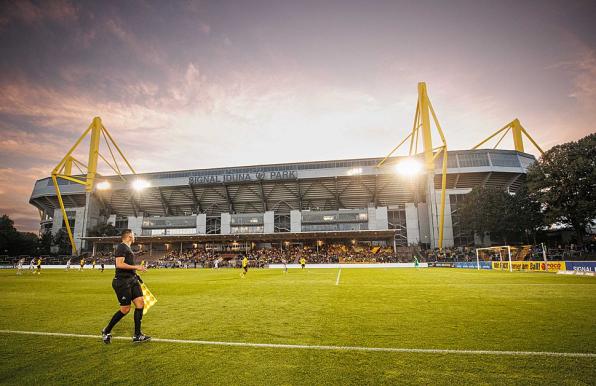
[29,149,535,254]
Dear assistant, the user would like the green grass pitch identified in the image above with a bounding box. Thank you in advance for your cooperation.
[0,268,595,385]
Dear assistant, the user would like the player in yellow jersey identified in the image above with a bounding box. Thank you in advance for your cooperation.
[241,256,248,278]
[300,257,306,269]
[79,258,85,271]
[92,259,96,270]
[35,257,42,275]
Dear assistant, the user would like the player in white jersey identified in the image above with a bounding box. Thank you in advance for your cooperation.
[214,259,219,269]
[29,258,35,272]
[16,258,24,275]
[281,258,288,274]
[66,258,71,271]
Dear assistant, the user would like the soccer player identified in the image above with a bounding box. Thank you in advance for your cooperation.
[414,256,420,269]
[65,258,71,271]
[16,258,24,275]
[79,258,85,271]
[92,259,96,270]
[281,258,288,274]
[101,229,150,344]
[29,258,35,272]
[100,260,105,272]
[36,257,42,275]
[241,256,248,278]
[300,257,306,269]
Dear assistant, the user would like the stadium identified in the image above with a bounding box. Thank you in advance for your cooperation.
[29,148,534,256]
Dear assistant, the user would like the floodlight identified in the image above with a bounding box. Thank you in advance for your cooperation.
[96,181,111,190]
[394,158,423,176]
[132,179,151,191]
[347,167,363,176]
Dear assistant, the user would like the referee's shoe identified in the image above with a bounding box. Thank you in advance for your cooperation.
[132,333,152,343]
[101,329,112,344]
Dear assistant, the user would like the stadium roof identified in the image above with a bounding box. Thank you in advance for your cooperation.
[31,149,535,217]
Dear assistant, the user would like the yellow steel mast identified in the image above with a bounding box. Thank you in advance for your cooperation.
[378,82,449,249]
[472,118,544,155]
[51,117,135,254]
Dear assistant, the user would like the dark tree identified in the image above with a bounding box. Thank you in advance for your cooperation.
[53,229,72,255]
[39,231,53,255]
[0,214,19,254]
[459,185,542,245]
[527,133,596,244]
[0,214,41,255]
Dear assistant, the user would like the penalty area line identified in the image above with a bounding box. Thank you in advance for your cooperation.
[0,330,594,358]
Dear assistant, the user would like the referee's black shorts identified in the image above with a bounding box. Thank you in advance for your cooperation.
[112,277,143,306]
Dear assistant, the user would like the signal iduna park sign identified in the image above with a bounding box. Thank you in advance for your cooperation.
[189,171,298,185]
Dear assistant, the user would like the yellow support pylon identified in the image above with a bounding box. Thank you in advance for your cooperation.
[472,118,544,155]
[51,117,135,254]
[378,82,449,250]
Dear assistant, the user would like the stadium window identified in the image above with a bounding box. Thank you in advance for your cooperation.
[206,217,221,234]
[274,214,290,232]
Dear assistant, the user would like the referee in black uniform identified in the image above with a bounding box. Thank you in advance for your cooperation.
[101,229,151,343]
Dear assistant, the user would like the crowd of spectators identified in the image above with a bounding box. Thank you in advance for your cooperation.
[145,244,411,269]
[2,241,594,267]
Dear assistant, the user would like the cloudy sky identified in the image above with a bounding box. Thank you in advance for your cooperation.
[0,0,594,232]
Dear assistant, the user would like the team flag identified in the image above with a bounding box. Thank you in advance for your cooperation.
[140,283,157,315]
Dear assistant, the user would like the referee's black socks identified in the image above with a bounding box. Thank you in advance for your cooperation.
[105,310,126,333]
[134,308,143,336]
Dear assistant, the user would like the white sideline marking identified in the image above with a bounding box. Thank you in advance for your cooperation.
[335,268,342,286]
[0,330,594,358]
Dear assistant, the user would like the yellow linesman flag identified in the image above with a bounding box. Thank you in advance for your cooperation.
[140,283,157,315]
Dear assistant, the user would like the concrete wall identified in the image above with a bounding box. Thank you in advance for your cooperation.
[264,211,274,233]
[82,192,102,250]
[440,192,455,248]
[417,202,431,247]
[375,206,388,230]
[368,206,389,230]
[51,208,63,236]
[423,192,455,249]
[405,203,420,245]
[367,207,376,230]
[127,216,143,236]
[196,213,206,234]
[290,210,301,232]
[221,213,231,235]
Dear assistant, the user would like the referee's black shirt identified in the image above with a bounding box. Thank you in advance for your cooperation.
[114,242,135,279]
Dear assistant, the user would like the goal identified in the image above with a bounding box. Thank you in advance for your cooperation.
[475,246,513,272]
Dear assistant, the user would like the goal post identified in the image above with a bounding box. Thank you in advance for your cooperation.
[475,246,512,272]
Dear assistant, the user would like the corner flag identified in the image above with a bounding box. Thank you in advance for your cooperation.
[140,283,157,315]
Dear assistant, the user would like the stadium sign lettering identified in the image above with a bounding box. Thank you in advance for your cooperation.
[189,171,297,185]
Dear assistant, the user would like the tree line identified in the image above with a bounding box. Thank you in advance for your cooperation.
[459,132,595,245]
[0,216,119,256]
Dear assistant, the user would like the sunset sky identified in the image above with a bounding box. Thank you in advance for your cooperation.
[0,0,594,232]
